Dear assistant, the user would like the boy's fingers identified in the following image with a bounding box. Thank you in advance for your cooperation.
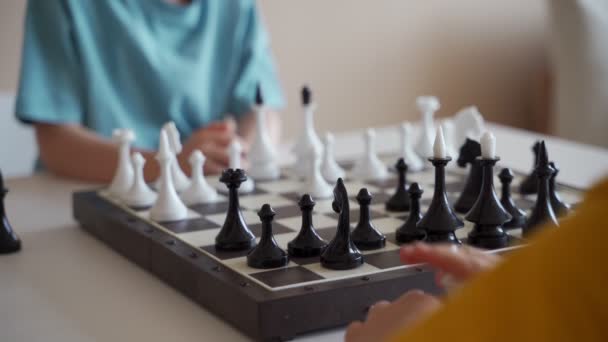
[203,159,226,175]
[400,243,497,280]
[200,143,230,167]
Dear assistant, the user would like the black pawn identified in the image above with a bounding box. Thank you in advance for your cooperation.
[417,157,464,244]
[287,195,328,257]
[465,157,512,249]
[215,169,256,251]
[320,178,363,270]
[352,188,386,250]
[522,141,559,236]
[395,182,426,243]
[0,170,21,254]
[549,162,571,218]
[498,168,527,229]
[385,158,410,212]
[255,83,264,105]
[454,138,483,213]
[247,204,289,269]
[519,141,541,195]
[302,85,312,106]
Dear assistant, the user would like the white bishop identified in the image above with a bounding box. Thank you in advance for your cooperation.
[292,86,323,178]
[350,128,388,181]
[155,122,190,192]
[320,132,345,184]
[248,87,280,180]
[300,148,332,199]
[414,96,439,159]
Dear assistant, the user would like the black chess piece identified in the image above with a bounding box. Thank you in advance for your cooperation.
[522,141,559,236]
[465,157,512,249]
[247,204,289,269]
[287,194,328,257]
[549,162,571,218]
[352,188,386,250]
[385,158,410,212]
[320,178,363,270]
[395,182,426,243]
[454,138,483,213]
[302,85,312,105]
[498,168,527,229]
[255,83,264,105]
[215,169,256,251]
[417,156,464,244]
[519,141,541,195]
[0,170,21,254]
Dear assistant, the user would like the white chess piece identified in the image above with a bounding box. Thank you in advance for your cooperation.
[150,130,188,222]
[122,152,157,207]
[433,125,447,159]
[180,150,219,205]
[292,87,323,178]
[414,96,440,158]
[108,128,136,199]
[350,128,389,181]
[248,104,280,180]
[452,106,485,148]
[163,122,190,192]
[442,119,459,159]
[399,122,424,172]
[300,148,333,199]
[223,140,254,194]
[320,132,345,184]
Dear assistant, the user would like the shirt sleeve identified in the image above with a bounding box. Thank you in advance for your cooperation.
[389,179,608,342]
[226,2,285,117]
[15,0,84,125]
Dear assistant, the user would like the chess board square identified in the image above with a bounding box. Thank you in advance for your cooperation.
[190,201,230,215]
[343,181,379,197]
[223,256,298,275]
[360,240,400,255]
[250,266,325,288]
[290,255,323,266]
[315,227,339,241]
[272,205,305,220]
[556,189,581,206]
[266,231,299,250]
[303,262,380,280]
[205,209,260,226]
[255,178,303,194]
[248,222,296,237]
[239,193,295,210]
[445,181,465,194]
[312,198,359,214]
[364,249,404,269]
[368,191,393,204]
[177,228,222,249]
[366,178,398,190]
[372,217,409,235]
[162,217,219,234]
[200,245,253,260]
[276,214,338,232]
[136,208,201,223]
[514,197,536,211]
[456,222,474,240]
[324,209,389,223]
[420,195,458,208]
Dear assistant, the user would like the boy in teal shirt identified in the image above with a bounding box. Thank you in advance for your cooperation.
[15,0,284,181]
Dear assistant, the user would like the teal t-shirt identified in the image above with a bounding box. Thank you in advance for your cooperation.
[15,0,284,150]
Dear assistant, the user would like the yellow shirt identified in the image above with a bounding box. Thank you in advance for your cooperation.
[391,179,608,342]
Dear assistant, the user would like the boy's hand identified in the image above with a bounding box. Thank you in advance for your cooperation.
[179,119,249,175]
[400,242,501,287]
[344,243,500,342]
[345,290,441,342]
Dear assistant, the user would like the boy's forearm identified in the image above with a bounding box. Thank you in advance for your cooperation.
[35,123,159,183]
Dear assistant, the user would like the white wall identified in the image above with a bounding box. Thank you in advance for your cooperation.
[0,0,551,176]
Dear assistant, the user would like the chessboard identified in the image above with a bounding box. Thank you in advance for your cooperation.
[72,155,584,341]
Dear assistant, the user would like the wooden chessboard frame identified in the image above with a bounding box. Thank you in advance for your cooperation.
[72,163,584,341]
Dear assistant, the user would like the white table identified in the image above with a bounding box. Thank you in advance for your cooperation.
[2,123,607,342]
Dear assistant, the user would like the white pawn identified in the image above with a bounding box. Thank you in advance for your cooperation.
[108,129,136,199]
[292,86,323,178]
[150,130,188,222]
[320,132,345,184]
[399,122,424,172]
[300,149,333,199]
[180,150,219,205]
[248,96,281,181]
[164,122,190,192]
[123,152,157,207]
[224,140,254,194]
[351,128,389,181]
[414,96,439,159]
